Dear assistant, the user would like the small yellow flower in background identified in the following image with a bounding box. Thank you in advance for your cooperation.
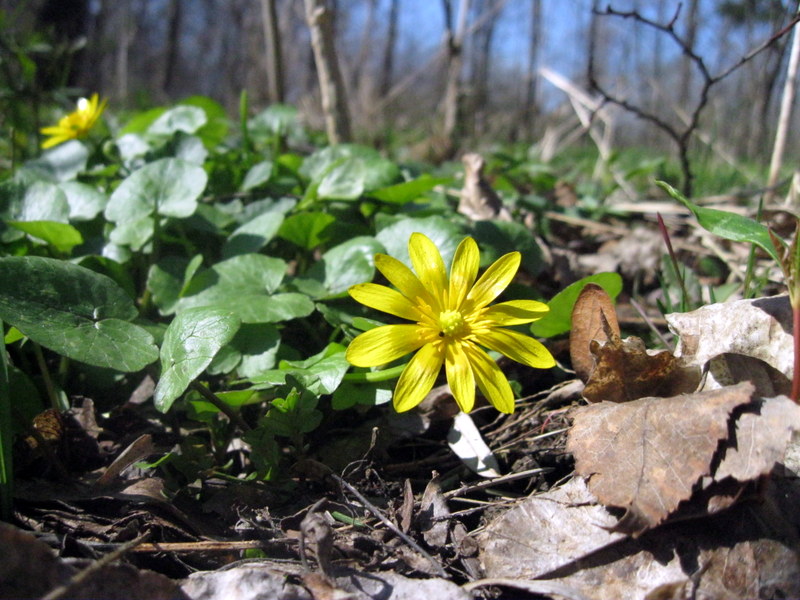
[40,93,108,149]
[346,232,556,414]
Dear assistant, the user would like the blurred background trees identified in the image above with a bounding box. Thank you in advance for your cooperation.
[2,0,799,167]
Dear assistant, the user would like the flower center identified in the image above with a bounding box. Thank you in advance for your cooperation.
[438,309,468,338]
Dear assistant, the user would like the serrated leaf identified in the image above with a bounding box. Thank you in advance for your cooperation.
[0,256,158,371]
[154,307,241,412]
[658,180,779,263]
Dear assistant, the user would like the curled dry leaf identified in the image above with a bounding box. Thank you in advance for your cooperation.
[582,334,701,403]
[569,283,619,383]
[567,382,755,535]
[667,295,793,394]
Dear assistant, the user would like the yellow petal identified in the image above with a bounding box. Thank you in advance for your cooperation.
[374,253,438,314]
[348,283,421,321]
[464,252,520,313]
[393,343,444,412]
[463,344,515,413]
[346,324,425,367]
[448,237,479,311]
[408,233,447,306]
[478,328,556,369]
[478,299,549,326]
[445,341,475,413]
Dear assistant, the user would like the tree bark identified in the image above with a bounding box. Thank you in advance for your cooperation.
[520,0,542,139]
[303,0,352,144]
[260,0,285,104]
[441,0,470,155]
[162,0,183,96]
[767,15,800,202]
[379,0,400,99]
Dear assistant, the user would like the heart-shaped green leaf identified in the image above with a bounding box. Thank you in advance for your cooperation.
[154,307,241,412]
[0,256,158,371]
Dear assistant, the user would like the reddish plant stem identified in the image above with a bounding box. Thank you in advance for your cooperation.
[794,304,800,404]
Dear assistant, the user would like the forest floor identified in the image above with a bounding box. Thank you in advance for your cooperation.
[4,178,800,600]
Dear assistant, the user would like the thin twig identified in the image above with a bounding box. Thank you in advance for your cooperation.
[41,531,151,600]
[443,467,551,499]
[328,472,449,578]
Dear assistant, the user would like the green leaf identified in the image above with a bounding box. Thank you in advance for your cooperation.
[530,272,623,338]
[177,254,287,313]
[305,236,384,297]
[368,174,451,204]
[26,140,89,181]
[148,105,207,137]
[471,220,543,274]
[154,307,241,412]
[278,212,337,249]
[277,343,350,395]
[317,159,367,200]
[60,181,107,220]
[105,158,208,248]
[0,257,158,371]
[222,210,284,258]
[658,180,779,263]
[241,161,274,191]
[261,387,322,437]
[233,324,281,378]
[376,216,464,268]
[5,220,83,253]
[147,255,203,315]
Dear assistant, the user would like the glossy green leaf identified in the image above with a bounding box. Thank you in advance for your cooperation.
[148,105,207,136]
[222,210,284,258]
[241,161,274,191]
[0,256,158,371]
[6,220,83,253]
[471,220,543,274]
[105,158,208,248]
[368,174,451,204]
[154,307,241,412]
[376,215,464,269]
[27,140,89,182]
[305,236,384,297]
[233,324,281,378]
[317,159,367,200]
[530,272,623,338]
[60,181,107,220]
[658,181,779,263]
[278,212,337,249]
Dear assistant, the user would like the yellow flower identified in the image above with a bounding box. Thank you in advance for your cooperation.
[40,93,108,149]
[346,232,555,414]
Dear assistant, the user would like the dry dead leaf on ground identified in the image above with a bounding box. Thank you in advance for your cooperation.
[478,475,800,600]
[582,333,701,403]
[667,295,793,395]
[569,283,620,383]
[567,382,756,535]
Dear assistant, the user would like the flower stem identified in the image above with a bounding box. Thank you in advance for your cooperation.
[343,364,407,383]
[793,303,800,404]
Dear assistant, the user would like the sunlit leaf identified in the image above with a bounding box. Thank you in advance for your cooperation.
[154,307,241,412]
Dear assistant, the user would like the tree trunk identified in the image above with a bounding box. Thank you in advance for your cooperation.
[260,0,284,104]
[520,0,542,139]
[379,0,400,99]
[441,0,470,156]
[470,0,500,138]
[303,0,352,144]
[162,0,183,96]
[679,0,700,107]
[767,15,800,202]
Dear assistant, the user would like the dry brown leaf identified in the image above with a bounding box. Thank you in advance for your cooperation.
[567,382,756,535]
[569,283,620,382]
[583,334,701,403]
[667,295,793,394]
